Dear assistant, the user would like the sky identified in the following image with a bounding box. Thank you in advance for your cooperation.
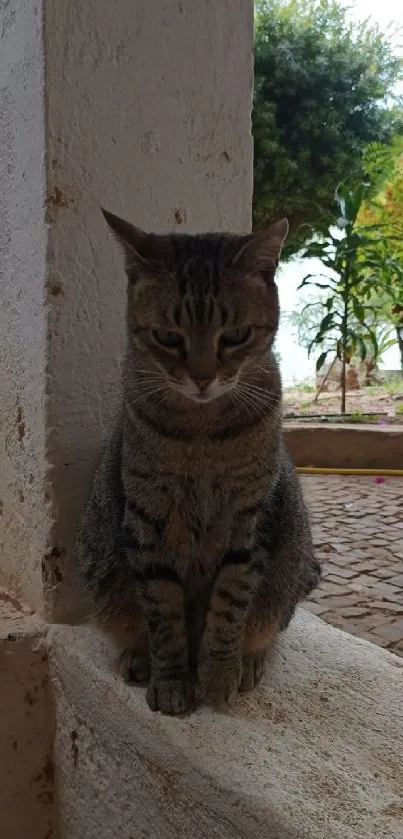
[276,0,403,384]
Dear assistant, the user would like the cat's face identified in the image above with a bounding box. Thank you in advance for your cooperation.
[103,210,288,404]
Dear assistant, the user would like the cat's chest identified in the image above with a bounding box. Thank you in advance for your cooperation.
[164,477,230,561]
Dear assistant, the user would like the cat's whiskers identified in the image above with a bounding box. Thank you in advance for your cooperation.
[241,381,273,397]
[242,374,278,393]
[127,376,167,390]
[129,373,168,386]
[133,369,168,376]
[237,382,279,410]
[155,391,174,411]
[234,384,280,423]
[228,387,255,423]
[235,395,268,426]
[241,393,279,412]
[233,386,268,421]
[256,363,278,377]
[125,383,170,405]
[133,375,168,383]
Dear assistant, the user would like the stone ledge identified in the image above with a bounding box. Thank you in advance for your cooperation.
[0,588,58,839]
[284,423,403,469]
[50,609,403,839]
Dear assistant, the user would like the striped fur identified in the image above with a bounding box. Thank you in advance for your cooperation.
[76,211,320,715]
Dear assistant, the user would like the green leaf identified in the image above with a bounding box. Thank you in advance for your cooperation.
[303,242,331,258]
[307,338,316,358]
[318,312,336,333]
[368,330,379,359]
[350,182,370,222]
[358,337,367,361]
[298,272,336,290]
[298,273,316,289]
[316,351,329,372]
[352,301,365,323]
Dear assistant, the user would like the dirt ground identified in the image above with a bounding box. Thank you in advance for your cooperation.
[283,384,403,423]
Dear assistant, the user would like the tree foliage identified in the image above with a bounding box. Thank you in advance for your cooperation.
[359,140,403,369]
[289,294,396,360]
[299,182,395,411]
[253,0,403,255]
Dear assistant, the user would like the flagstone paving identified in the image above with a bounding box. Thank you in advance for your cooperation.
[302,476,403,657]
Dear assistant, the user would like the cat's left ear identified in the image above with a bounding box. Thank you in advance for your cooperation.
[231,218,289,277]
[101,208,149,264]
[101,208,171,281]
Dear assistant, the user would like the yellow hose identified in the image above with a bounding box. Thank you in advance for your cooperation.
[297,467,403,476]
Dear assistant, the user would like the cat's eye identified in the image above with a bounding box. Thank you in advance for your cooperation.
[220,326,252,348]
[152,328,184,349]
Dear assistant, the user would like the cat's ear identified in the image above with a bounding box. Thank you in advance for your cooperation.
[231,218,289,277]
[101,208,169,280]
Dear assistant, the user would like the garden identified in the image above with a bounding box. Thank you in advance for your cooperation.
[254,0,403,422]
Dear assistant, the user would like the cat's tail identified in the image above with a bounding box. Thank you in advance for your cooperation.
[303,557,322,597]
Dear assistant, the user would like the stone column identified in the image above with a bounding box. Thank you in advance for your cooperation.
[0,0,254,621]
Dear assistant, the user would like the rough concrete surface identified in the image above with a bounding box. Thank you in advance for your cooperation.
[50,610,403,839]
[0,0,51,615]
[0,588,59,839]
[284,423,403,469]
[0,0,254,622]
[43,0,253,622]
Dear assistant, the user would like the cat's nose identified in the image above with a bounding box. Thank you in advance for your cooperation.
[193,376,214,392]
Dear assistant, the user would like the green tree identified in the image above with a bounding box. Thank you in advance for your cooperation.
[289,294,396,368]
[253,0,403,255]
[359,141,403,370]
[299,182,393,412]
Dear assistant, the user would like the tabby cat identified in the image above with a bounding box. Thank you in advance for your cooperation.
[76,209,320,716]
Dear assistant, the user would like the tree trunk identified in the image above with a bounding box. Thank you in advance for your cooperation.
[341,286,349,414]
[396,326,403,373]
[341,355,346,413]
[314,355,337,403]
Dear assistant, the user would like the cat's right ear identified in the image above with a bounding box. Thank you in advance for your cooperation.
[102,208,171,283]
[231,218,289,277]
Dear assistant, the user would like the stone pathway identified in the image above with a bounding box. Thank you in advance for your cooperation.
[302,475,403,657]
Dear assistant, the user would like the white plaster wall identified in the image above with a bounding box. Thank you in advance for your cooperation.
[44,0,254,619]
[0,0,51,613]
[0,0,254,619]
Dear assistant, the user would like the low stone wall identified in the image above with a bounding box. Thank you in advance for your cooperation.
[0,590,59,839]
[49,611,403,839]
[284,423,403,469]
[2,596,403,839]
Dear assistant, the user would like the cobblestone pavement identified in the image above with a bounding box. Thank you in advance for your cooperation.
[301,476,403,657]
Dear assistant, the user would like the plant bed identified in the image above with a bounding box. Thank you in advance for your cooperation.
[283,383,403,426]
[284,422,403,469]
[283,411,403,425]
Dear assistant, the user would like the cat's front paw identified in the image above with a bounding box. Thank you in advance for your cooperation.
[146,676,195,715]
[199,654,242,707]
[118,648,150,684]
[239,650,266,693]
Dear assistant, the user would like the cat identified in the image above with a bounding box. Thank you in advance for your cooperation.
[76,209,320,716]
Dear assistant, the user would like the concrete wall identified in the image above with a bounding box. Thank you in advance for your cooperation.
[0,589,59,839]
[0,0,50,615]
[0,0,254,620]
